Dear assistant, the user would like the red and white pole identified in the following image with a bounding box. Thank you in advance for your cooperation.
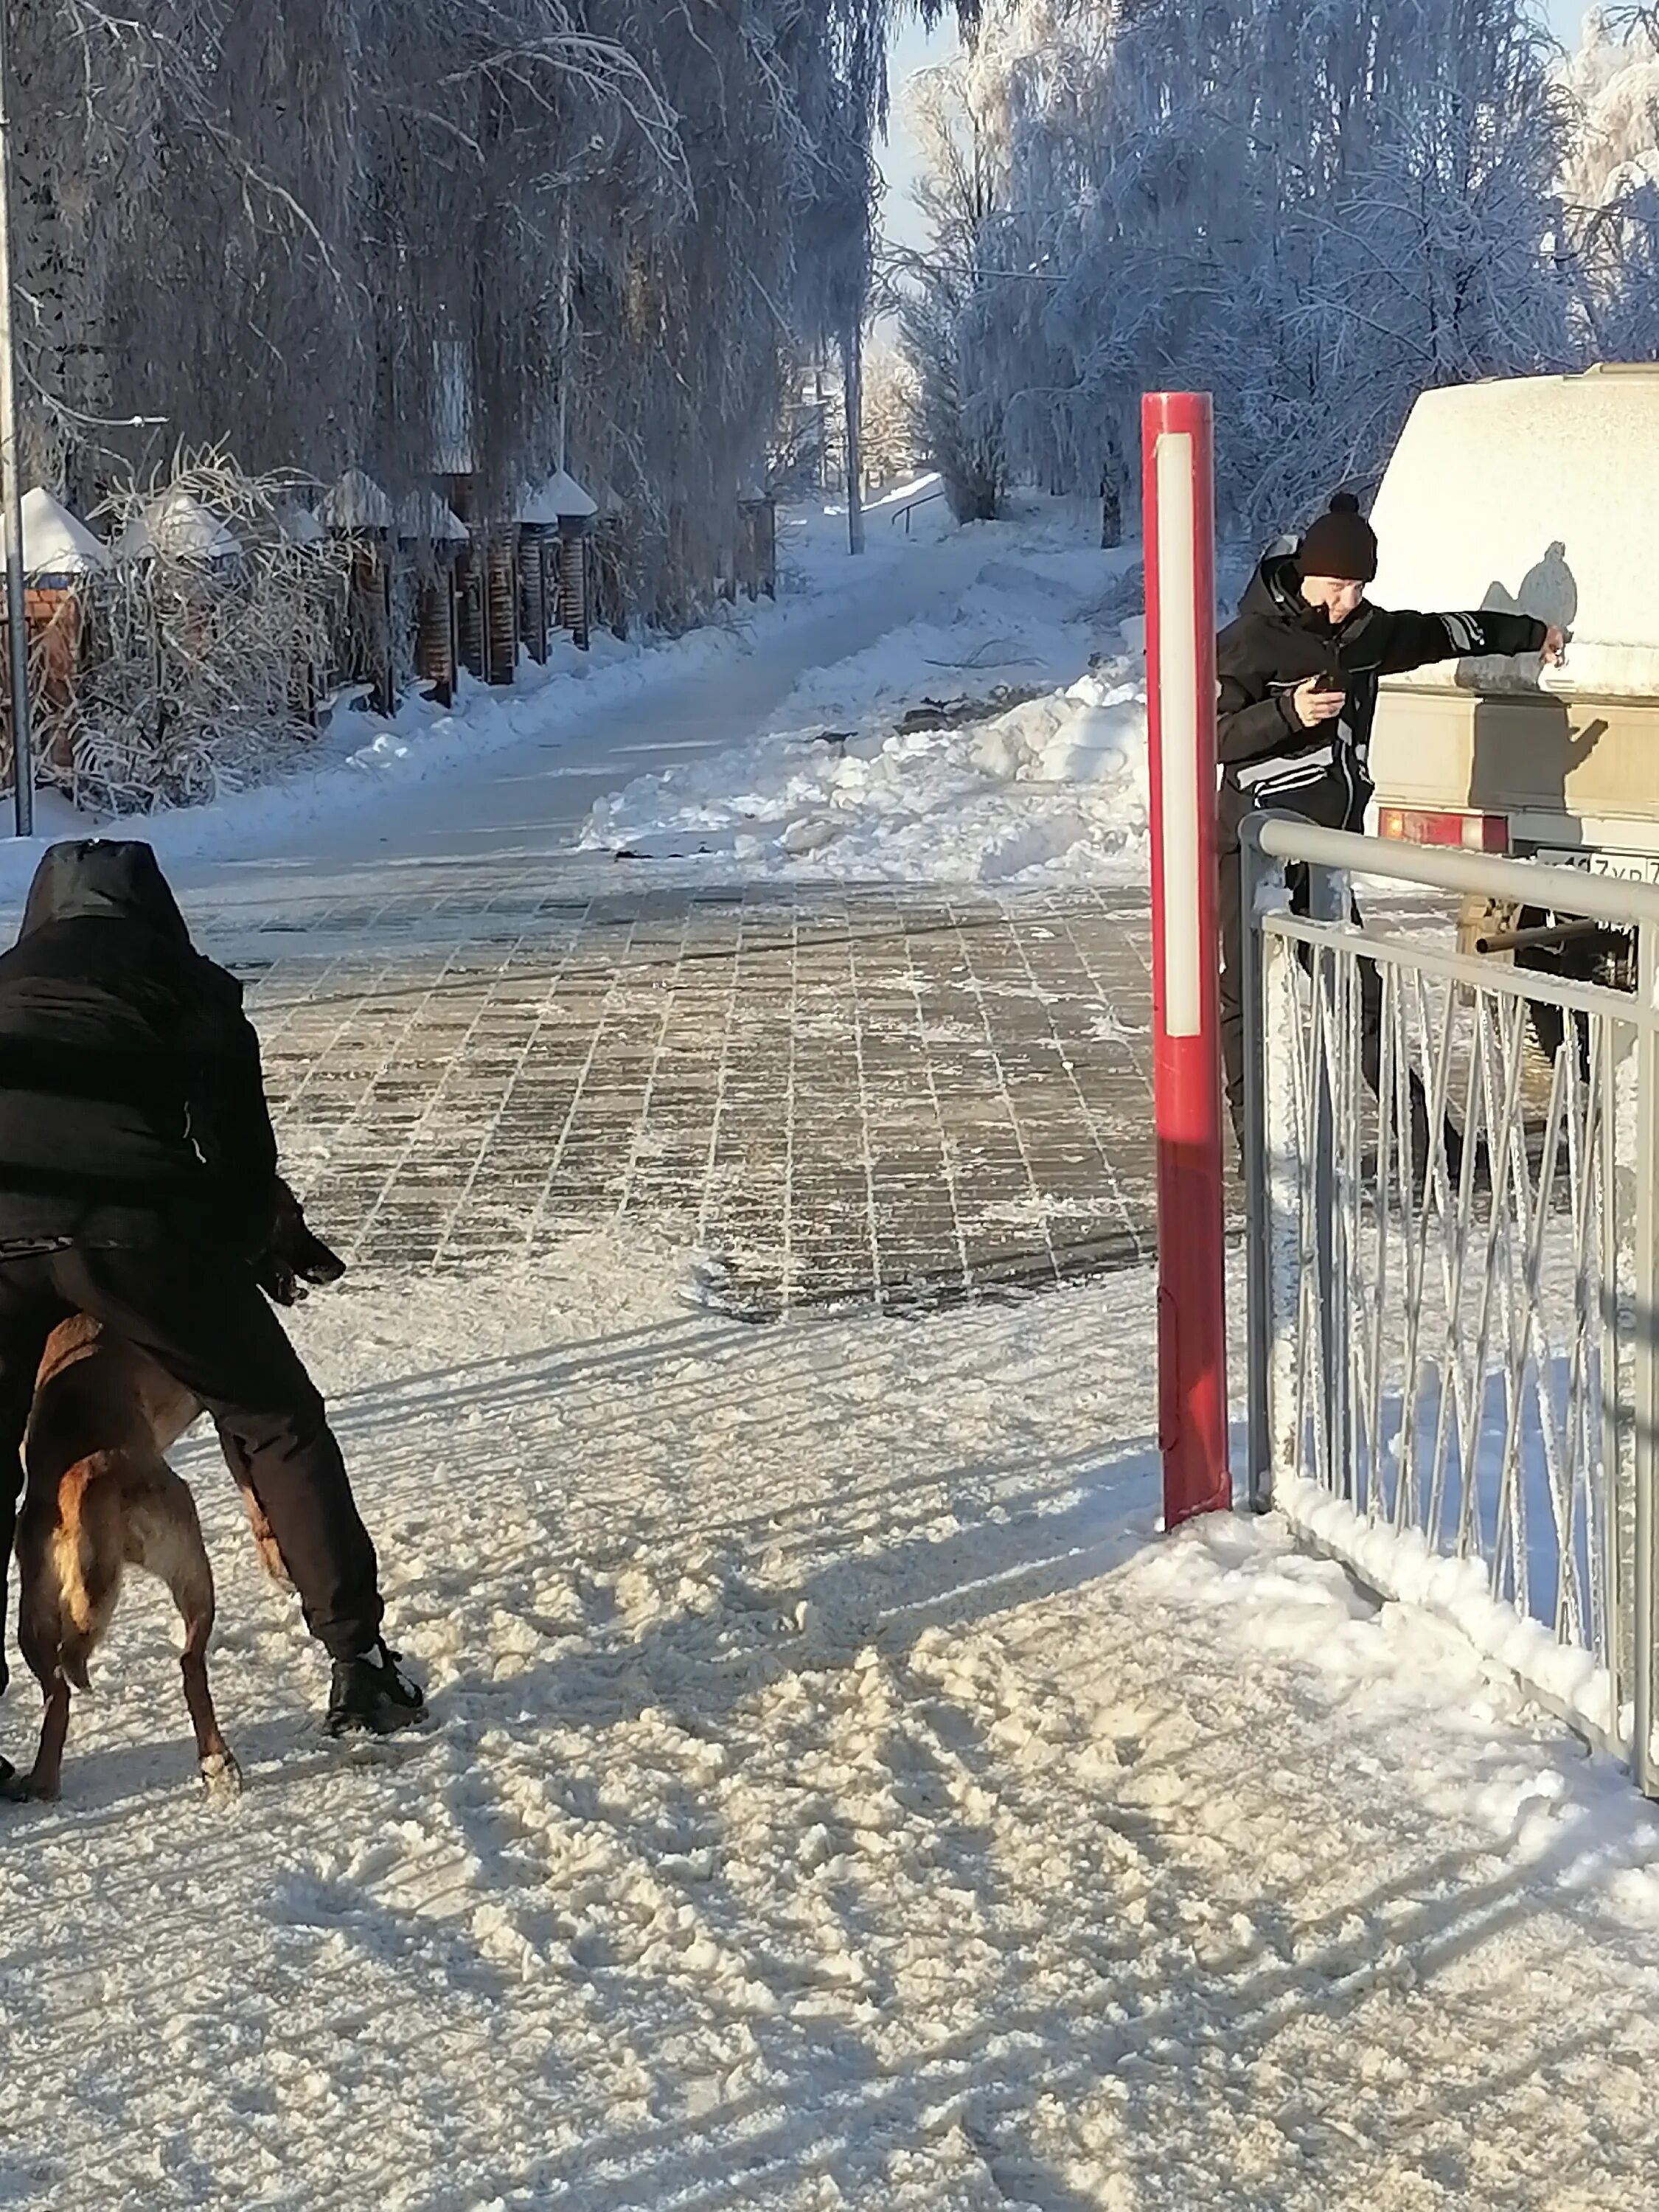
[1141,392,1230,1527]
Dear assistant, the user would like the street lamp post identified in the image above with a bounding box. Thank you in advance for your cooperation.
[0,0,33,837]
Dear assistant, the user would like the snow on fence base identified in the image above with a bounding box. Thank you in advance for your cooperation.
[1277,1477,1625,1764]
[1141,392,1229,1528]
[1241,817,1659,1796]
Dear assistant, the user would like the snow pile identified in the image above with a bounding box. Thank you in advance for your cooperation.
[583,644,1149,886]
[582,502,1151,889]
[971,661,1148,792]
[780,513,1139,735]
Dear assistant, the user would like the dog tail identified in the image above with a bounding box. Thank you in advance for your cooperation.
[50,1457,124,1687]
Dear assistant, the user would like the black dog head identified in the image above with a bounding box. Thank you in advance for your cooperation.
[257,1180,347,1307]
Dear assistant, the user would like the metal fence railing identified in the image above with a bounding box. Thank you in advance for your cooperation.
[1240,817,1659,1795]
[888,486,947,537]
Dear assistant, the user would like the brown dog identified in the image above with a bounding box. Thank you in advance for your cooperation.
[4,1185,344,1804]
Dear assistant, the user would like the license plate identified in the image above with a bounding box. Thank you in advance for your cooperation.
[1537,849,1659,886]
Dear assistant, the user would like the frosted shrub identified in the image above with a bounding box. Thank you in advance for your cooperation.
[49,453,349,815]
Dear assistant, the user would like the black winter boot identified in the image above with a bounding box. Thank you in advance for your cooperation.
[325,1640,426,1736]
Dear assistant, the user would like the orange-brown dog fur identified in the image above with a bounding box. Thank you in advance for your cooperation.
[11,1315,286,1803]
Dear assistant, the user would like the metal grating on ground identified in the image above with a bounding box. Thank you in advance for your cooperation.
[238,880,1165,1319]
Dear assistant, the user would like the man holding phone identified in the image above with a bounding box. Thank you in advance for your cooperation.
[1214,492,1566,1158]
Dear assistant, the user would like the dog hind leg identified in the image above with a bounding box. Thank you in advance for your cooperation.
[4,1498,82,1802]
[130,1472,241,1801]
[181,1610,240,1804]
[219,1431,293,1589]
[3,1670,72,1803]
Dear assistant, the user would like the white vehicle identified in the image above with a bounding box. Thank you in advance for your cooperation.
[1367,363,1659,1048]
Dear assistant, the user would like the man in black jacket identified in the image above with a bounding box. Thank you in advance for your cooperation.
[1217,493,1565,1148]
[0,841,424,1737]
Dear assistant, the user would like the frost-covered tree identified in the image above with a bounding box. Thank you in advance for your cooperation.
[1559,10,1659,358]
[5,1,974,624]
[858,344,922,489]
[1562,7,1659,206]
[891,57,1009,518]
[907,0,1585,540]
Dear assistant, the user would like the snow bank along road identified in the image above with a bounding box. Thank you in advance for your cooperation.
[1,522,1658,2210]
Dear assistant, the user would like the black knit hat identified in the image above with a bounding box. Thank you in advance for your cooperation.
[1298,493,1378,583]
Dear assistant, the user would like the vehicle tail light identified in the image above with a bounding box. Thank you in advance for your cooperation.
[1377,807,1508,854]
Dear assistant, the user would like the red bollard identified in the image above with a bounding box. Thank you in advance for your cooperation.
[1141,391,1231,1527]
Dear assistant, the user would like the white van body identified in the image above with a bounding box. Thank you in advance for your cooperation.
[1368,363,1659,886]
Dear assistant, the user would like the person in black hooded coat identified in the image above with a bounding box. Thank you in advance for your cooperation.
[1215,493,1565,1149]
[0,841,423,1739]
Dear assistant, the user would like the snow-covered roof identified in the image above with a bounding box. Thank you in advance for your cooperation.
[318,470,394,532]
[1371,364,1659,697]
[396,490,469,543]
[115,490,241,563]
[0,487,108,577]
[519,468,597,524]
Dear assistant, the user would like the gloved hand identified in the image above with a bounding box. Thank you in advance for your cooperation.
[254,1180,347,1307]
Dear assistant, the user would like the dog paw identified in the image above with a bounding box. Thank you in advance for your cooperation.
[200,1750,242,1804]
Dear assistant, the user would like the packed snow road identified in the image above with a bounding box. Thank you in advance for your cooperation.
[0,507,1655,2210]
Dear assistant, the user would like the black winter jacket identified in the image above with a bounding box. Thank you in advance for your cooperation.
[1215,552,1548,849]
[0,841,279,1254]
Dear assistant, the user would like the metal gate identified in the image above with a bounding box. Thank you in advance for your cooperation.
[1240,816,1659,1793]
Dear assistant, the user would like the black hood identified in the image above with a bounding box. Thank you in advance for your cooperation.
[1238,551,1315,627]
[17,841,192,948]
[1237,550,1372,644]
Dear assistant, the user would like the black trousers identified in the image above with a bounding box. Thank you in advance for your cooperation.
[0,1242,382,1663]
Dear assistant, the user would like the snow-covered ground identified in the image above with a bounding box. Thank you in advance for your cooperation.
[3,1243,1658,2208]
[0,477,976,906]
[582,498,1154,887]
[1,493,1656,2206]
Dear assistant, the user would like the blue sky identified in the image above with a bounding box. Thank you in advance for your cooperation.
[878,0,1593,253]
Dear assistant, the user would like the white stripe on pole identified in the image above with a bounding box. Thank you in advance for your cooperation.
[1155,432,1200,1038]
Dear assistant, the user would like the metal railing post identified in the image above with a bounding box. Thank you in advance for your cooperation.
[1635,919,1658,1795]
[1599,1013,1627,1749]
[1242,815,1276,1511]
[1306,858,1350,1499]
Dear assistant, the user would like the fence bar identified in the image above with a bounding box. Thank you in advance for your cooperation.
[1241,817,1275,1509]
[1255,818,1659,933]
[1636,919,1659,1794]
[0,0,31,838]
[1599,1013,1625,1737]
[1306,862,1352,1500]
